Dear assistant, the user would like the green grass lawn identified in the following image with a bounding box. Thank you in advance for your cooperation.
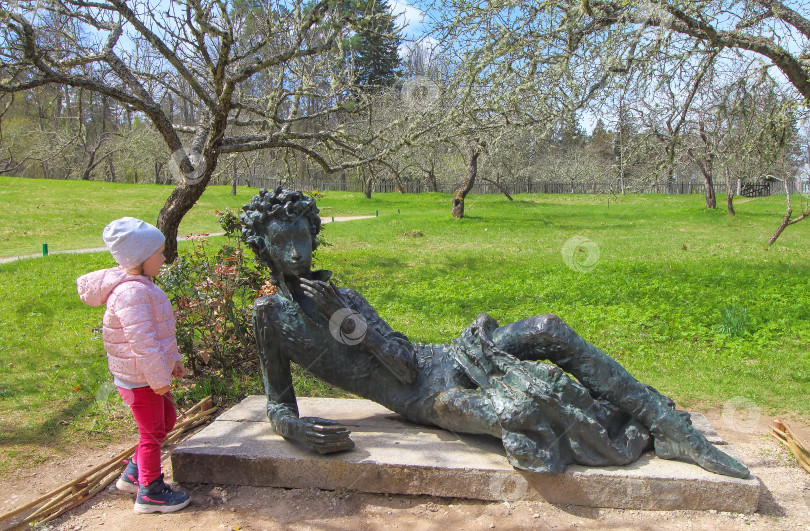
[0,177,386,258]
[0,178,808,477]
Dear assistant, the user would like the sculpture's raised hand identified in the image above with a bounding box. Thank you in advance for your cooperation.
[300,278,418,385]
[299,278,346,319]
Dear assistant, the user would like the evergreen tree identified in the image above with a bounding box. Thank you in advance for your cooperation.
[347,0,403,91]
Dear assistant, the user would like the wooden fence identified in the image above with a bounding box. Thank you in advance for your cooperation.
[244,175,798,196]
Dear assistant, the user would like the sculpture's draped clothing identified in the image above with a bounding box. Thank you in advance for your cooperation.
[449,314,651,474]
[257,274,651,475]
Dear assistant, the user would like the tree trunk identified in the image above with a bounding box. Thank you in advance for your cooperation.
[725,166,735,215]
[300,151,309,181]
[81,148,98,180]
[392,170,405,193]
[106,154,117,183]
[77,88,84,138]
[703,175,716,208]
[693,123,717,209]
[427,168,437,192]
[665,144,676,185]
[360,166,373,198]
[158,171,215,261]
[692,151,716,209]
[452,144,481,218]
[101,95,108,133]
[231,157,237,195]
[769,208,792,245]
[422,159,438,192]
[703,165,716,209]
[63,86,72,133]
[157,123,219,262]
[167,92,174,124]
[54,88,62,127]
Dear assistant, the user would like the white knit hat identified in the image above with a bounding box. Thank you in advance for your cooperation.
[102,217,165,269]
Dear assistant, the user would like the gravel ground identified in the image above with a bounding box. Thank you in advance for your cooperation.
[2,409,808,531]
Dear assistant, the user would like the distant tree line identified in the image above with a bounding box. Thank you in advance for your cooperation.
[2,0,808,252]
[3,65,801,197]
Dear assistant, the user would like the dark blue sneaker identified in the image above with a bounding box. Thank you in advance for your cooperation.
[133,474,190,514]
[116,460,139,494]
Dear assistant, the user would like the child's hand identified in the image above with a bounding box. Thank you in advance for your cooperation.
[154,385,171,395]
[172,361,185,378]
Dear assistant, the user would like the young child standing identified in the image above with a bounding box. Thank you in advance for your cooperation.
[77,217,191,514]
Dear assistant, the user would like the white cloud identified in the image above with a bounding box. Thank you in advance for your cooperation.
[398,36,439,60]
[389,0,427,39]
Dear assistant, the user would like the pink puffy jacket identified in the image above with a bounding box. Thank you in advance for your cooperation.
[77,268,180,390]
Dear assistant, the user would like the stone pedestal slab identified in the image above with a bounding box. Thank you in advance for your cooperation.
[171,396,760,513]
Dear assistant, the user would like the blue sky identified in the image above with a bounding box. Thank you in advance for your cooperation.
[389,0,431,41]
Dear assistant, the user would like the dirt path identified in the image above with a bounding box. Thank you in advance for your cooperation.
[1,409,808,530]
[0,216,375,264]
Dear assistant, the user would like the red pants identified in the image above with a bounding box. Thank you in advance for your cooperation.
[117,386,177,486]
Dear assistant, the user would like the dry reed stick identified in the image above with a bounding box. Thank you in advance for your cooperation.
[0,443,137,523]
[163,415,216,446]
[772,418,810,474]
[164,407,219,440]
[0,395,214,526]
[25,465,122,526]
[20,404,217,527]
[36,467,122,526]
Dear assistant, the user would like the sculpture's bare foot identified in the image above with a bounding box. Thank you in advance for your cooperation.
[653,427,749,479]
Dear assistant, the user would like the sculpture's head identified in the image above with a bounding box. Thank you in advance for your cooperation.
[241,187,321,280]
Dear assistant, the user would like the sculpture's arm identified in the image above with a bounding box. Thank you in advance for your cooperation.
[299,279,418,385]
[254,297,354,454]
